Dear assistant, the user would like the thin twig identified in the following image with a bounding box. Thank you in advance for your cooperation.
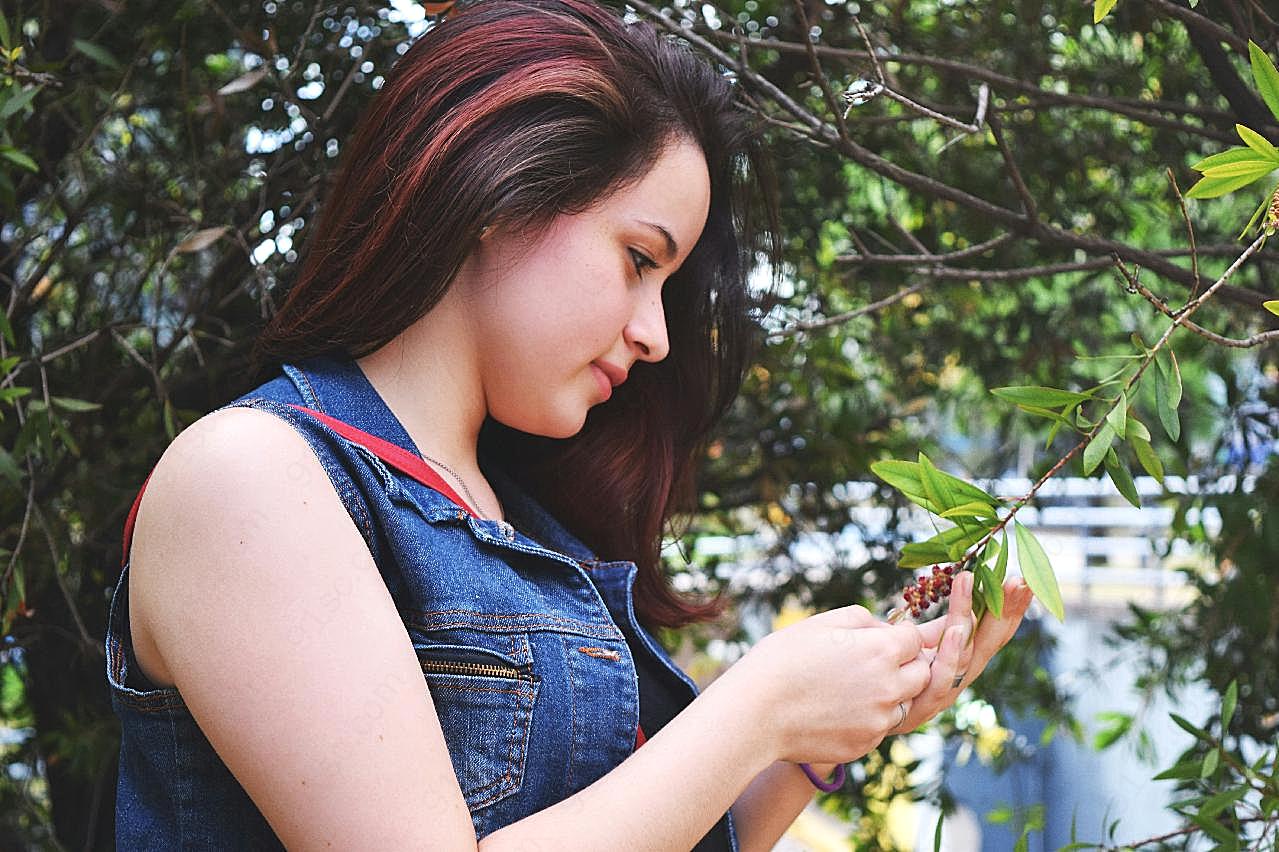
[791,0,849,141]
[767,284,926,339]
[1117,259,1279,348]
[987,109,1038,223]
[30,503,102,659]
[1166,168,1200,299]
[836,233,1013,264]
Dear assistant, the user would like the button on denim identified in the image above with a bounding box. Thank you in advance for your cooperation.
[106,353,739,849]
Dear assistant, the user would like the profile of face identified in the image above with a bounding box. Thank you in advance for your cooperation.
[459,136,712,439]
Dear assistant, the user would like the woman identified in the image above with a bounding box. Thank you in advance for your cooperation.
[106,1,1032,848]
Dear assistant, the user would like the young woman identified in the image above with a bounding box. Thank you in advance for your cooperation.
[105,1,1033,848]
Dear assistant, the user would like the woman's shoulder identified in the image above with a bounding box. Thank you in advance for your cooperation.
[127,405,373,669]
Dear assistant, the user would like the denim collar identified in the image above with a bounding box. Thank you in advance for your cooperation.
[290,352,597,563]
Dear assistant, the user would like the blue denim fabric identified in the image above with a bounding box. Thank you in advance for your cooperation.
[106,353,738,849]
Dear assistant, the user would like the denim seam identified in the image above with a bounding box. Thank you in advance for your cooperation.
[407,609,622,639]
[427,679,535,807]
[291,364,324,411]
[561,633,578,791]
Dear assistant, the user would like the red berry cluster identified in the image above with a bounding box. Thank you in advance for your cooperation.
[901,563,958,618]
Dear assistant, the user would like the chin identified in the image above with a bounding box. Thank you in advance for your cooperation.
[495,408,589,440]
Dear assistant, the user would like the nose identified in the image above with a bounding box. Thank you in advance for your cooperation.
[624,289,671,363]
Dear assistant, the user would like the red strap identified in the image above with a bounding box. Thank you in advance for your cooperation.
[283,405,480,519]
[121,470,155,569]
[119,405,481,569]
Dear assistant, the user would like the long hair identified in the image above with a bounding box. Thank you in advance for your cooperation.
[252,0,779,630]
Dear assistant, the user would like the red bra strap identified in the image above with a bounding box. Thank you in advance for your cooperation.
[283,404,480,519]
[119,405,481,569]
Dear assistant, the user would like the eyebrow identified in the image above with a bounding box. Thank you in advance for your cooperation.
[638,220,678,264]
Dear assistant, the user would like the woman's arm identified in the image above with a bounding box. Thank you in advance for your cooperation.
[137,408,929,851]
[730,760,840,852]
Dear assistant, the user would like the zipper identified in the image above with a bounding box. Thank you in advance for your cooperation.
[419,658,530,680]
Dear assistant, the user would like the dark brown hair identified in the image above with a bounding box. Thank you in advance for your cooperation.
[252,0,779,630]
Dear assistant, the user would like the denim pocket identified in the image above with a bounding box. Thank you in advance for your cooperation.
[415,637,539,812]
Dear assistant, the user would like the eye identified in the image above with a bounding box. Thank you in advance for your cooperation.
[629,248,659,278]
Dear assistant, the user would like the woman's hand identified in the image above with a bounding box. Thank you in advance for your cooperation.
[892,571,1034,733]
[732,605,933,767]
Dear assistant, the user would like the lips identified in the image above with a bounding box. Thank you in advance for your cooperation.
[590,363,613,401]
[593,361,628,388]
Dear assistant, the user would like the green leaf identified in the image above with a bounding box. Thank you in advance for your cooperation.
[918,452,954,512]
[1093,711,1133,750]
[1153,760,1205,781]
[1199,786,1247,819]
[1015,523,1064,622]
[0,309,15,347]
[1104,449,1141,508]
[975,559,1004,619]
[1129,434,1164,485]
[1265,300,1279,316]
[1015,404,1078,429]
[50,396,102,413]
[0,87,38,122]
[0,147,37,173]
[1093,0,1118,24]
[72,38,123,71]
[0,445,23,489]
[1222,680,1238,730]
[1250,41,1279,124]
[1185,170,1274,199]
[1154,362,1181,442]
[900,539,951,569]
[1237,124,1279,163]
[1105,391,1127,436]
[1189,810,1238,846]
[995,528,1009,582]
[939,501,998,520]
[0,16,9,50]
[871,459,939,513]
[1170,713,1211,742]
[1200,158,1278,178]
[991,386,1091,408]
[1200,746,1220,778]
[1158,349,1183,409]
[1083,421,1115,475]
[871,458,1001,514]
[1125,416,1150,442]
[0,386,30,404]
[933,810,944,852]
[1192,146,1266,171]
[899,525,991,568]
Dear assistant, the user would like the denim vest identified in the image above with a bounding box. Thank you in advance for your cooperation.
[106,353,738,849]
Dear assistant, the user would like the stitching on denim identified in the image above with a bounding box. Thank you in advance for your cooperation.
[562,634,578,790]
[577,646,621,661]
[410,609,611,631]
[294,365,324,411]
[107,581,188,713]
[428,679,535,805]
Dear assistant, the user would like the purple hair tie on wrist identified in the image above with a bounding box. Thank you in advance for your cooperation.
[799,761,846,792]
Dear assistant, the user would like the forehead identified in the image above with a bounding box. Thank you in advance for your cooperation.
[593,139,710,257]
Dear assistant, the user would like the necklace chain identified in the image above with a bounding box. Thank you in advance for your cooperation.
[419,452,488,520]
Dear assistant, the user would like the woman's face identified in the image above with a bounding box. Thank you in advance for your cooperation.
[461,136,711,438]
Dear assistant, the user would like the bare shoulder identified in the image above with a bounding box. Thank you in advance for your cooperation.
[128,404,363,654]
[126,406,476,846]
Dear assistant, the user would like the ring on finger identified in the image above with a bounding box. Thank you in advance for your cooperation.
[895,701,908,730]
[951,671,967,689]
